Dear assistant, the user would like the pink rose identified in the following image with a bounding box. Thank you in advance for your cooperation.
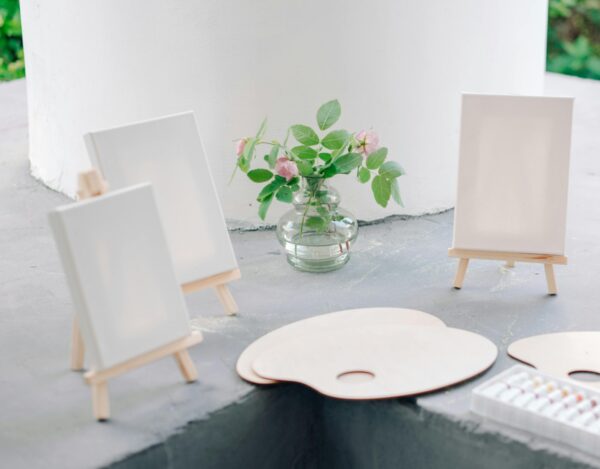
[355,130,379,156]
[236,138,248,156]
[275,157,299,181]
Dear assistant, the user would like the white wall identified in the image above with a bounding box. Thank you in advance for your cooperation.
[20,0,548,225]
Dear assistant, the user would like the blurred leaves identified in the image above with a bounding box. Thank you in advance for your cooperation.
[0,0,24,81]
[547,0,600,79]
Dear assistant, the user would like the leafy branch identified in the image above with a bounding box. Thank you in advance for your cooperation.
[233,99,405,221]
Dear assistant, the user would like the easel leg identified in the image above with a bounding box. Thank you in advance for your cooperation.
[214,284,238,315]
[174,350,198,382]
[71,316,85,371]
[453,258,469,289]
[505,260,515,268]
[92,381,110,421]
[544,264,557,295]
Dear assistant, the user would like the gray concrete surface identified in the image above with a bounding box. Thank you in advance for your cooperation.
[1,73,600,469]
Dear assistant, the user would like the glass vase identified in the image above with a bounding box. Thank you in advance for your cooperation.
[276,177,358,272]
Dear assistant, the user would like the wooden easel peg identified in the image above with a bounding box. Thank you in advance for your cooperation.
[77,169,109,200]
[215,284,238,315]
[544,263,558,295]
[70,169,109,371]
[85,331,202,421]
[448,248,567,295]
[453,258,469,289]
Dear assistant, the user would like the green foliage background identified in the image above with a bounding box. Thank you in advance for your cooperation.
[548,0,600,79]
[0,0,24,81]
[0,1,599,82]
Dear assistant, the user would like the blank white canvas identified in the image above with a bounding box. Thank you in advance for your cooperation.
[452,94,573,255]
[84,112,237,285]
[49,184,192,370]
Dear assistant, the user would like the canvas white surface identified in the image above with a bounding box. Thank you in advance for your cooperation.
[49,184,192,370]
[85,112,237,284]
[452,94,574,255]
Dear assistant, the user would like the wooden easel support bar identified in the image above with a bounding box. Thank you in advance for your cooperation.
[182,268,241,315]
[84,332,202,421]
[448,248,567,295]
[85,331,203,385]
[71,316,86,371]
[448,248,567,265]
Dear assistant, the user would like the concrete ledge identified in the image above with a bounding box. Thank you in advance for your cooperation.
[111,388,598,469]
[110,385,319,469]
[2,73,600,469]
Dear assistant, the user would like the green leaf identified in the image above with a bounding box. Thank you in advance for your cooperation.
[321,165,338,178]
[316,99,341,131]
[276,186,293,203]
[318,152,332,163]
[378,161,405,179]
[358,167,371,183]
[333,153,363,173]
[372,175,391,208]
[290,125,319,146]
[305,216,327,231]
[317,206,330,217]
[247,169,273,183]
[291,146,318,160]
[366,147,388,170]
[296,160,314,177]
[266,144,280,169]
[391,178,404,207]
[286,176,300,186]
[258,194,273,221]
[322,130,350,150]
[257,176,286,201]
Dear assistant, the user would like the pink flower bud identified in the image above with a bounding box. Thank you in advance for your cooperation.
[355,130,379,156]
[275,157,299,181]
[236,138,248,157]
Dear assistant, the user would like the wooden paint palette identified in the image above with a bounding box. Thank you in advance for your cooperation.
[236,308,445,385]
[252,325,497,399]
[508,332,600,389]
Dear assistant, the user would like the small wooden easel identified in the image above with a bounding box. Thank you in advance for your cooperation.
[71,169,239,371]
[74,169,202,420]
[448,248,567,295]
[87,332,202,421]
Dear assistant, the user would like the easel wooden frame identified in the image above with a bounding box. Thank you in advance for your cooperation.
[70,169,202,420]
[448,248,567,295]
[71,169,238,371]
[87,332,202,421]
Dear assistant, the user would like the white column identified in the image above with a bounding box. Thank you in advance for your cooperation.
[20,0,548,224]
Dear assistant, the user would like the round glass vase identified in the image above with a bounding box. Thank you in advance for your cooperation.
[276,177,358,272]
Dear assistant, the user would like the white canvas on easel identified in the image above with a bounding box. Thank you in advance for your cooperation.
[84,111,239,310]
[49,183,202,420]
[449,94,574,293]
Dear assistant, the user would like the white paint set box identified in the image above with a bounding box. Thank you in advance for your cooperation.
[471,365,600,458]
